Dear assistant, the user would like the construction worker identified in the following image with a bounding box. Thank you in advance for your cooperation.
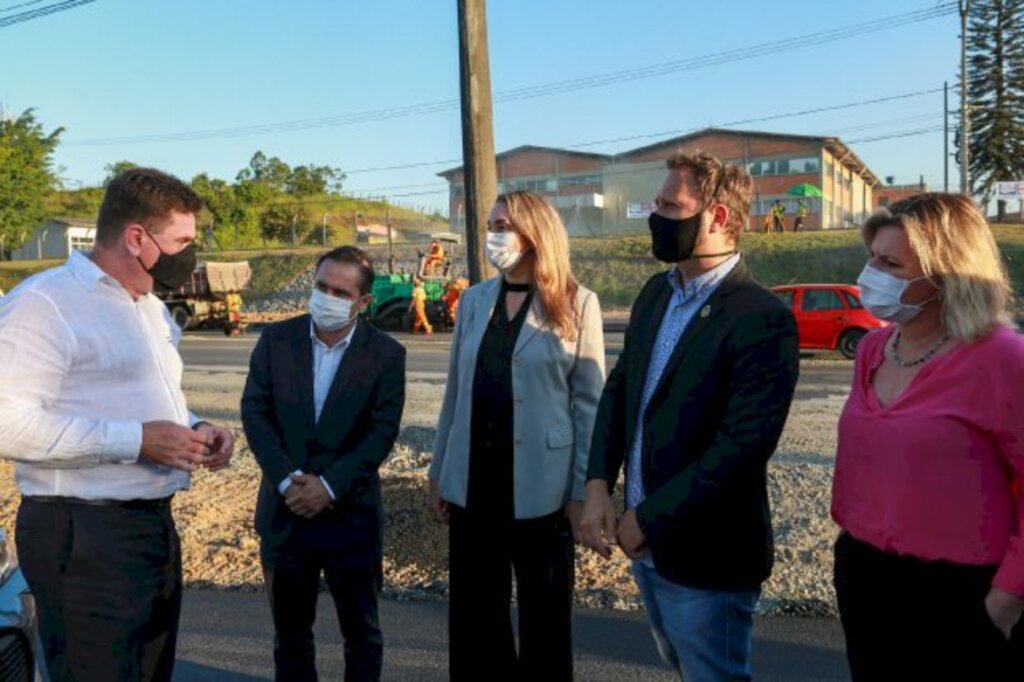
[444,277,468,327]
[225,289,243,336]
[409,277,433,335]
[424,240,445,276]
[772,199,786,233]
[794,200,809,232]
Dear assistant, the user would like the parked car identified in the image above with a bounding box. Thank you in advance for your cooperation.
[771,284,887,359]
[0,529,47,681]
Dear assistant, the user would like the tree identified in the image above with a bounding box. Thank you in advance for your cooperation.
[103,160,139,185]
[0,110,63,258]
[285,164,345,196]
[963,0,1024,219]
[236,151,291,192]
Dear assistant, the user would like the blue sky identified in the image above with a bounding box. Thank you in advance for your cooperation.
[0,0,963,213]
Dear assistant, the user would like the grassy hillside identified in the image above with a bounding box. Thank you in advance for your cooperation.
[0,260,61,294]
[5,226,1023,309]
[573,226,1024,307]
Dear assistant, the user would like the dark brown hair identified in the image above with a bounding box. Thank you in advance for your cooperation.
[96,167,204,245]
[315,246,375,295]
[665,150,753,241]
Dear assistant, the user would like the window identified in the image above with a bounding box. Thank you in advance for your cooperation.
[747,156,821,176]
[774,290,794,308]
[842,291,863,309]
[560,174,602,187]
[69,236,94,252]
[505,177,556,193]
[801,289,845,311]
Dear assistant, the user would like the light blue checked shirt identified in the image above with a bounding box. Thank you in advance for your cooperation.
[626,253,740,516]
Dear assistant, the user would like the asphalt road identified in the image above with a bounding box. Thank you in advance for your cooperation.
[174,590,850,681]
[180,328,856,399]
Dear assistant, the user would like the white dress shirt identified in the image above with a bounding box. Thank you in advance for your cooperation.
[0,251,199,500]
[276,319,357,500]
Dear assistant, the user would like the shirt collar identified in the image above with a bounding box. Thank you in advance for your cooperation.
[310,317,358,351]
[66,250,122,291]
[667,252,741,302]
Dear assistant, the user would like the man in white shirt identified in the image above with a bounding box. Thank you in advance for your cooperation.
[0,168,235,682]
[242,246,406,682]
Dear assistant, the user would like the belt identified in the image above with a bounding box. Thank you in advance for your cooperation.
[24,495,173,510]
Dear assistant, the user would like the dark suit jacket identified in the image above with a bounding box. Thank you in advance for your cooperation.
[241,315,406,563]
[587,258,799,590]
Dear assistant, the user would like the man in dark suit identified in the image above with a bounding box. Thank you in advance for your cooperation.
[580,151,799,681]
[242,246,406,682]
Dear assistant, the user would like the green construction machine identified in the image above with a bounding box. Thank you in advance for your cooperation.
[364,232,461,331]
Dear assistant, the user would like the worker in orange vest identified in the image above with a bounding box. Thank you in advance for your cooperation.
[444,277,469,327]
[409,277,433,335]
[424,240,445,276]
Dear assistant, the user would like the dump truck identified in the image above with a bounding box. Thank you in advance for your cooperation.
[155,260,252,330]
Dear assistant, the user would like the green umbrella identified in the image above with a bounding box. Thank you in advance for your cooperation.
[787,183,822,197]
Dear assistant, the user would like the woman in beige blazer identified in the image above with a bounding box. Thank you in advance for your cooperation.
[427,191,605,680]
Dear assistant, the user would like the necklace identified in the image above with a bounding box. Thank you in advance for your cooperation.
[891,330,950,368]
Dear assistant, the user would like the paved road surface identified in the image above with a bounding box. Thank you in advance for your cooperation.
[174,590,850,681]
[180,330,855,399]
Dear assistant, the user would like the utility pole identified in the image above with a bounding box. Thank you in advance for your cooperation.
[959,0,971,195]
[386,208,395,274]
[457,0,497,284]
[321,212,329,246]
[944,81,949,193]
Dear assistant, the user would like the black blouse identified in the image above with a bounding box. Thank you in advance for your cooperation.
[465,282,533,517]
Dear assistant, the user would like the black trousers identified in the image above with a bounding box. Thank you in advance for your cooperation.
[261,528,383,682]
[834,531,1023,680]
[15,496,181,682]
[448,505,574,681]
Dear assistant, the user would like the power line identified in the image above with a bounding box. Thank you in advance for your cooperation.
[338,87,944,177]
[63,3,955,147]
[0,0,45,14]
[0,0,96,28]
[213,122,952,210]
[846,125,945,145]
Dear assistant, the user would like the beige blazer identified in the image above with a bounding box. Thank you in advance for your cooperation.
[429,276,606,518]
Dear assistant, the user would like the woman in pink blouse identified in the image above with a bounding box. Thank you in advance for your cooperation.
[831,193,1023,679]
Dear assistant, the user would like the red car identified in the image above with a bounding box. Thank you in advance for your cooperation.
[771,284,887,359]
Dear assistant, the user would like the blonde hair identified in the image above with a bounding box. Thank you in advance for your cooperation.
[666,150,753,240]
[496,191,580,341]
[862,193,1012,341]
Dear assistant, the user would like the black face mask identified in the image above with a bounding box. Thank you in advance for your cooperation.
[140,230,196,290]
[648,211,702,263]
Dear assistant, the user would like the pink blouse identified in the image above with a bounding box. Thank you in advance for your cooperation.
[831,324,1024,595]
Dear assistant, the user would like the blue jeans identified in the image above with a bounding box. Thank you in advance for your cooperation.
[632,561,759,681]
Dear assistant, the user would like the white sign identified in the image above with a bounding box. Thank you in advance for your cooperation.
[995,181,1024,197]
[626,201,657,219]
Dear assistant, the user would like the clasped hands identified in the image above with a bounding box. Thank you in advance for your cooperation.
[578,480,646,560]
[284,473,334,519]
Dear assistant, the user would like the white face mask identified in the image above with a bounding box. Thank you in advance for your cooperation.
[485,232,524,272]
[856,264,938,324]
[309,288,357,331]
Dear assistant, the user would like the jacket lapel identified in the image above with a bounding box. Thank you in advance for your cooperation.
[649,259,749,402]
[294,316,316,432]
[461,277,501,370]
[513,294,546,357]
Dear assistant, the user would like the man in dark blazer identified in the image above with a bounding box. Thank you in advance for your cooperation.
[580,151,799,681]
[242,246,406,682]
